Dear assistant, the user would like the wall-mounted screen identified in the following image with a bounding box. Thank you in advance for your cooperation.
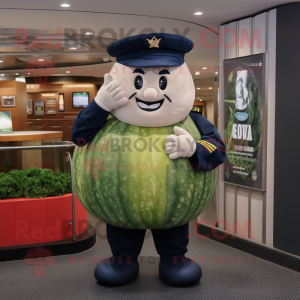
[34,100,44,116]
[72,92,89,108]
[0,111,13,133]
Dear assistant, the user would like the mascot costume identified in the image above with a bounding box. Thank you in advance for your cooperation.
[71,33,225,286]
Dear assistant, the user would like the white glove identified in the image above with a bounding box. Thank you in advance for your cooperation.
[165,126,196,160]
[95,73,128,112]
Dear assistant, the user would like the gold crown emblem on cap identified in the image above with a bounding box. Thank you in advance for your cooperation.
[146,36,162,48]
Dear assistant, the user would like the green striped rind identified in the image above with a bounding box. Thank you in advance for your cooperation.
[73,115,216,229]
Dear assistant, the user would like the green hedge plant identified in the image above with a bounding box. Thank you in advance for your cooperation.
[0,168,72,200]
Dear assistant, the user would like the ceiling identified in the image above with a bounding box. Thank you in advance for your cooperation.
[0,0,292,28]
[0,0,295,101]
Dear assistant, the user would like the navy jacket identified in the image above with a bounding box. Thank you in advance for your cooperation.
[71,99,226,171]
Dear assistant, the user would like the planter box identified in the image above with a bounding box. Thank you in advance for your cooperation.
[0,193,87,248]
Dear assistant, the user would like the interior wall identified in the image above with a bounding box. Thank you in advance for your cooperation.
[26,77,100,141]
[218,10,277,246]
[27,80,99,118]
[205,101,214,124]
[273,3,300,255]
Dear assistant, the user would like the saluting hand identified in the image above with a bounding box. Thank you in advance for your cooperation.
[95,73,128,112]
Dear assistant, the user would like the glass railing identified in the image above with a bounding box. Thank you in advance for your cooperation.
[0,141,77,241]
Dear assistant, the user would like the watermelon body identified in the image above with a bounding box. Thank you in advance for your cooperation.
[73,115,216,229]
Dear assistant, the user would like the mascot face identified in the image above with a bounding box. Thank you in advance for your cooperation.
[110,62,195,127]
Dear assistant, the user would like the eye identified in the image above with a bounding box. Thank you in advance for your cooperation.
[159,76,167,90]
[134,75,143,90]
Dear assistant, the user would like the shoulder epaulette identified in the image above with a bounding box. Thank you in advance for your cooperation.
[191,107,201,114]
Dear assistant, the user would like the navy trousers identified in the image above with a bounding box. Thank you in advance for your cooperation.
[107,223,189,261]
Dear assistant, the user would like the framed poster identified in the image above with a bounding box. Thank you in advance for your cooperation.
[27,100,33,115]
[0,111,13,132]
[223,54,265,190]
[45,98,57,114]
[34,100,44,116]
[59,93,65,112]
[2,96,15,107]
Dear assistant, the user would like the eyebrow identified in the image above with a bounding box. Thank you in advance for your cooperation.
[159,69,170,75]
[133,68,145,74]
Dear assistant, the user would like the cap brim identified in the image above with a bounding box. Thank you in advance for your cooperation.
[116,49,185,67]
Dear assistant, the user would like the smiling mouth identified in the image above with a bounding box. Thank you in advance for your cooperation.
[136,98,164,112]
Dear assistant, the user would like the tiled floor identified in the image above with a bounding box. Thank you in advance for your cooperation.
[1,217,300,300]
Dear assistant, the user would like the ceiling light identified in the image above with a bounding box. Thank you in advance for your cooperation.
[69,47,77,50]
[200,99,203,101]
[66,71,70,73]
[16,77,26,83]
[202,67,207,70]
[215,72,218,74]
[193,12,203,15]
[0,61,3,63]
[195,71,200,75]
[38,59,44,61]
[42,93,56,97]
[66,84,94,88]
[60,4,70,7]
[16,73,19,75]
[86,32,93,35]
[197,87,200,90]
[209,87,212,89]
[1,74,4,76]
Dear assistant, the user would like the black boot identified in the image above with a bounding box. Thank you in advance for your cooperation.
[94,256,139,285]
[152,223,202,286]
[94,224,146,285]
[159,256,202,286]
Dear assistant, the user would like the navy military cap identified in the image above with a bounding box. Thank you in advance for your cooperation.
[106,33,194,68]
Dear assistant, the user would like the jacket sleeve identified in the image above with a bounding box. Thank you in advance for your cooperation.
[71,99,110,146]
[188,112,226,171]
